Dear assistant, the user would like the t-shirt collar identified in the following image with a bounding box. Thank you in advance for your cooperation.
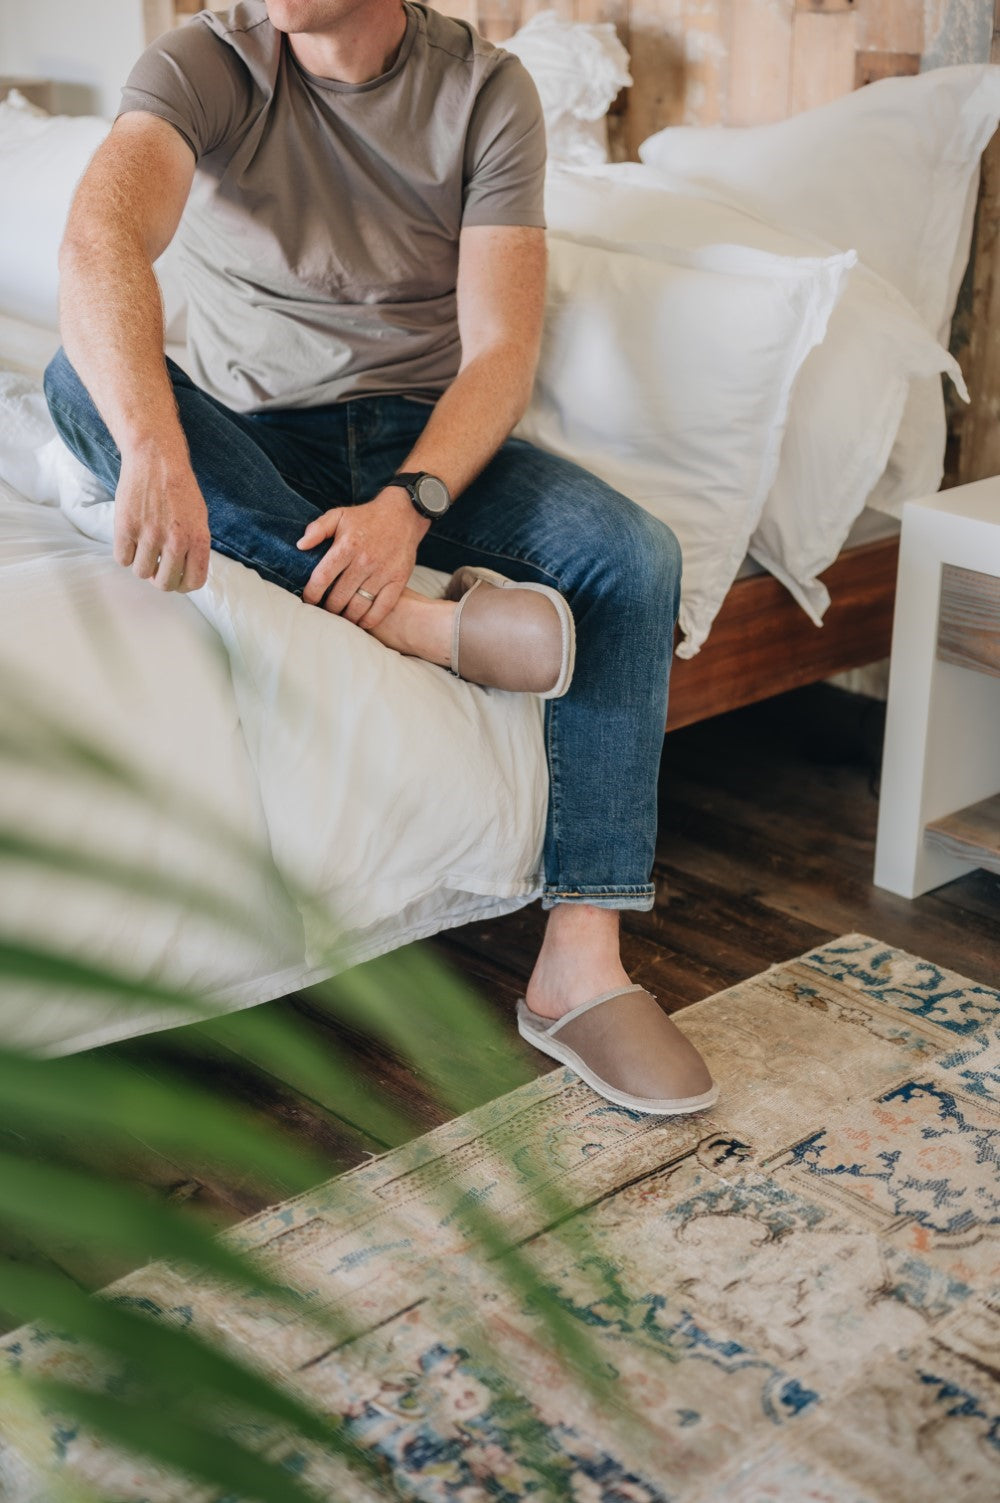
[287,1,419,95]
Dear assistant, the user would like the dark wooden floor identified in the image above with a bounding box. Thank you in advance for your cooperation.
[4,682,998,1327]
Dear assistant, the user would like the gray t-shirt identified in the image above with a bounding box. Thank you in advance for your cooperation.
[118,1,547,411]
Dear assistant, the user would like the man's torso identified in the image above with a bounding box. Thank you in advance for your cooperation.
[119,1,546,412]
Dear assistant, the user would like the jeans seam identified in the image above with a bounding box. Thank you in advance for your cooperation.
[543,885,655,896]
[347,406,358,504]
[541,889,657,913]
[46,398,121,471]
[544,699,563,891]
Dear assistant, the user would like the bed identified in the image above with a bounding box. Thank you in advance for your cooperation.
[1,12,997,1056]
[493,0,1000,729]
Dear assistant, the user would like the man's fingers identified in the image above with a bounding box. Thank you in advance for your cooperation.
[302,539,351,605]
[114,530,139,569]
[322,559,375,618]
[153,544,187,592]
[340,577,383,625]
[360,578,404,632]
[179,540,211,592]
[126,526,211,592]
[297,508,342,551]
[132,537,162,580]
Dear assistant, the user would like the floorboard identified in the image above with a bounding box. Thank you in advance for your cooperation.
[3,683,997,1334]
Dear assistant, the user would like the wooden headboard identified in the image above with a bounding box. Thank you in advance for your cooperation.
[149,0,1000,487]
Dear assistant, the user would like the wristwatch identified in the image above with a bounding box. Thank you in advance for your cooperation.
[391,471,452,521]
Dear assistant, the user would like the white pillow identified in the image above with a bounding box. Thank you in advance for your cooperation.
[543,164,966,625]
[0,99,187,341]
[637,64,1000,344]
[516,232,851,657]
[502,9,632,167]
[865,376,950,520]
[747,278,966,621]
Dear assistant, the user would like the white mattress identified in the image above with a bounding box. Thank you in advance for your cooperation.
[0,315,548,1056]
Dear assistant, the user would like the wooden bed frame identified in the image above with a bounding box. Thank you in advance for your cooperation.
[665,536,900,729]
[152,0,1000,730]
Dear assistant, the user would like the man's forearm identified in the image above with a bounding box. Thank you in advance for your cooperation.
[57,221,212,593]
[387,340,536,501]
[59,226,188,463]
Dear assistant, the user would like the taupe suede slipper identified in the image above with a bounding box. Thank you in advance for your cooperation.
[516,983,719,1115]
[444,565,576,699]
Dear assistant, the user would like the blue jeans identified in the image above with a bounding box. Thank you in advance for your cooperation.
[43,349,682,911]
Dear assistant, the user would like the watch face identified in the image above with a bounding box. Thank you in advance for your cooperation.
[415,474,450,516]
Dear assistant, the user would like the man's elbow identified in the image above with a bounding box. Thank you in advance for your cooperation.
[59,214,110,277]
[59,209,151,284]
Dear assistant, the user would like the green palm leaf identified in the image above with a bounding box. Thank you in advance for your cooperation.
[0,1264,382,1491]
[0,660,652,1500]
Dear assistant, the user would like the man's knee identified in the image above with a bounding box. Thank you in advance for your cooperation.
[598,494,682,609]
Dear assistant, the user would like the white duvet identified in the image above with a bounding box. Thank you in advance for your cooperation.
[0,366,548,1056]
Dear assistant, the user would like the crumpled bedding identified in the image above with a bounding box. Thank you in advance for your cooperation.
[0,368,548,1056]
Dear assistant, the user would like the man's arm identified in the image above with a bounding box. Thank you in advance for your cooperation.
[387,222,546,497]
[58,112,210,593]
[298,223,547,626]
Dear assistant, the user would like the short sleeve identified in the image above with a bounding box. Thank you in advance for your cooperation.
[462,54,547,229]
[117,20,252,161]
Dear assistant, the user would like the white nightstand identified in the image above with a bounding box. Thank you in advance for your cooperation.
[874,477,1000,898]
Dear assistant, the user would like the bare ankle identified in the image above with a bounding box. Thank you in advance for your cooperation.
[369,592,456,667]
[525,904,630,1020]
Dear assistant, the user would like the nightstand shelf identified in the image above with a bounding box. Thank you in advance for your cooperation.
[924,794,1000,877]
[874,476,1000,899]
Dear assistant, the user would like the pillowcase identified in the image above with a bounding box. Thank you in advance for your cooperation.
[0,97,187,341]
[503,10,632,167]
[865,376,950,521]
[514,232,851,657]
[543,164,966,625]
[746,276,966,622]
[636,63,1000,343]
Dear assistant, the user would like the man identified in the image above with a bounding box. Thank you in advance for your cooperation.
[44,0,718,1115]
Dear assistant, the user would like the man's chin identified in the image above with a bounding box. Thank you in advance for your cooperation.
[265,3,305,34]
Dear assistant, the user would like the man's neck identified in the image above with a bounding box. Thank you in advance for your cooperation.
[287,0,409,85]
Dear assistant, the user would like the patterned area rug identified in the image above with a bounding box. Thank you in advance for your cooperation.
[2,932,999,1501]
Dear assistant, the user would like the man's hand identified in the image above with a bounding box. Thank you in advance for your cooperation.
[115,441,212,593]
[297,487,429,628]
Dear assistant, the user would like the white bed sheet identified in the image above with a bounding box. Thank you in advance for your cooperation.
[0,319,547,1057]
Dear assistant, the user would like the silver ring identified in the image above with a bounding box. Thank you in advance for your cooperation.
[355,587,377,602]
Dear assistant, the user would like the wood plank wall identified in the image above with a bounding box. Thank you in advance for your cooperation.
[427,0,937,153]
[158,0,999,486]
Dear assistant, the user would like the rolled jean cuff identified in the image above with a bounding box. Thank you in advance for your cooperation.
[541,883,656,913]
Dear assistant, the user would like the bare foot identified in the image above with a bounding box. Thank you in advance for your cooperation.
[325,586,457,668]
[525,905,632,1021]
